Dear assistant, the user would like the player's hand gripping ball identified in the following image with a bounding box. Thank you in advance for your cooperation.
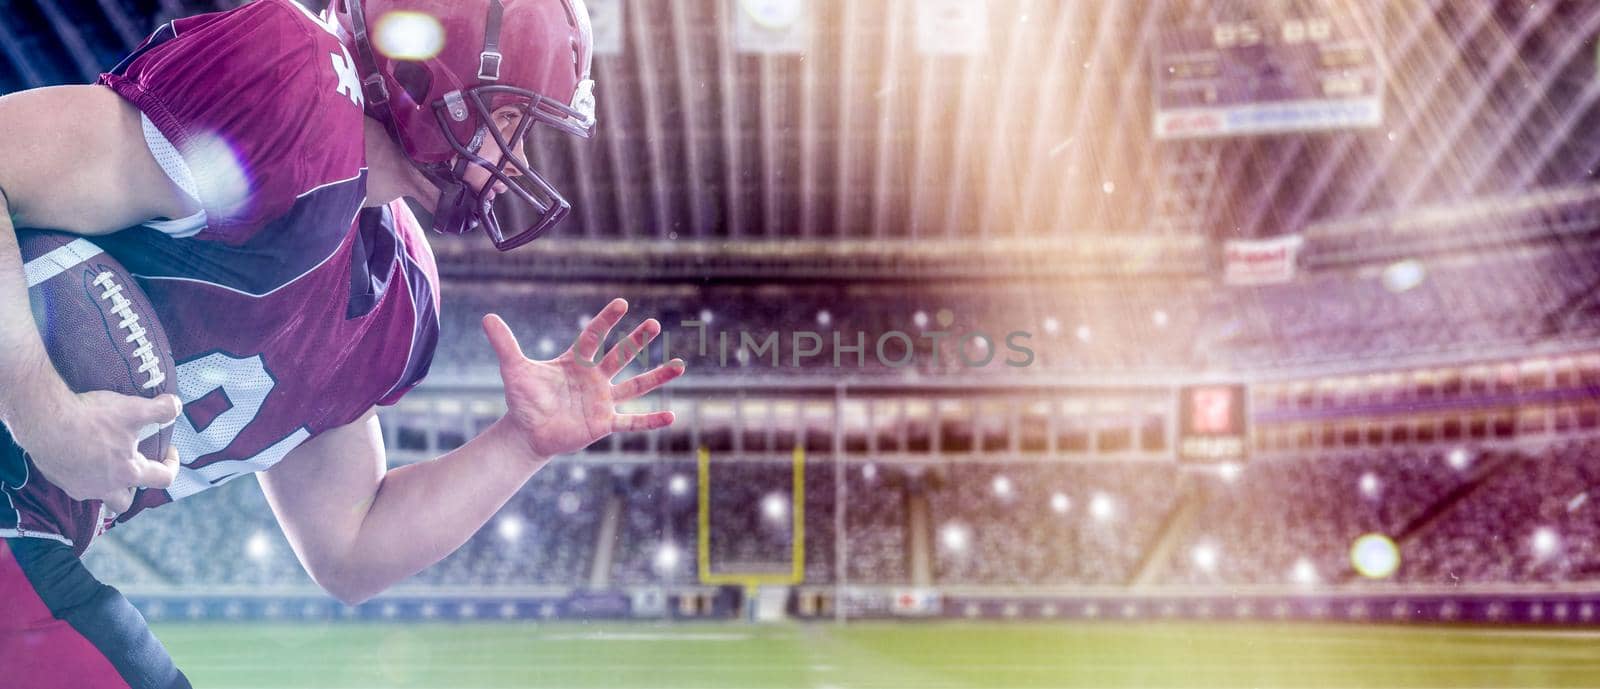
[17,230,180,514]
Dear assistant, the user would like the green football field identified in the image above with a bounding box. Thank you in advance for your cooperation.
[151,621,1600,688]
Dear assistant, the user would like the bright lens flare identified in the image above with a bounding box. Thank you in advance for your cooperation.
[1350,533,1400,579]
[1382,259,1426,293]
[374,11,444,61]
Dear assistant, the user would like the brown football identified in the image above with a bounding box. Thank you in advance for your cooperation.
[18,230,177,466]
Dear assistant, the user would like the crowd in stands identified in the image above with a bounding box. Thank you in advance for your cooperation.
[86,478,311,588]
[431,281,1204,379]
[608,461,909,585]
[1197,246,1600,369]
[81,442,1600,592]
[407,463,608,587]
[926,462,1182,586]
[1402,439,1600,585]
[427,242,1600,381]
[1159,451,1480,586]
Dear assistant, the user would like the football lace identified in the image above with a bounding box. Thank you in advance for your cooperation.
[93,271,167,390]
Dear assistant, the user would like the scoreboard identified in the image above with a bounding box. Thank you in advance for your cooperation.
[1154,12,1383,139]
[1178,384,1249,462]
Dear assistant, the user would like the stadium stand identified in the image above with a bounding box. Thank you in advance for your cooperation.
[927,462,1183,586]
[1157,451,1481,586]
[79,439,1600,593]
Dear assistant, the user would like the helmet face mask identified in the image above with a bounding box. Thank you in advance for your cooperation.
[426,83,595,250]
[340,0,596,250]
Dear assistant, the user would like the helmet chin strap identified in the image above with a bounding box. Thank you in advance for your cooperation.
[346,0,470,235]
[428,127,496,236]
[344,1,397,139]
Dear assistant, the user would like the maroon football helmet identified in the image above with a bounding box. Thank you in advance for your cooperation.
[336,0,595,250]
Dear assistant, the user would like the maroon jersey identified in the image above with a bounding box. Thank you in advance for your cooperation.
[0,0,440,554]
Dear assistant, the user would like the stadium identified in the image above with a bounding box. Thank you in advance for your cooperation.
[7,0,1600,687]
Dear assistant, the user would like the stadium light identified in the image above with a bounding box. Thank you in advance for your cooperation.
[698,308,715,324]
[862,462,877,481]
[1382,259,1426,293]
[1042,316,1060,335]
[569,465,588,482]
[1089,492,1116,522]
[1191,543,1218,572]
[1351,533,1401,579]
[537,336,557,356]
[1075,325,1092,342]
[1292,557,1319,585]
[761,492,788,522]
[558,491,581,515]
[653,543,681,572]
[1532,527,1561,560]
[991,475,1014,500]
[816,309,831,326]
[913,310,929,329]
[1050,492,1071,514]
[940,522,971,553]
[245,531,271,563]
[1447,447,1472,471]
[496,514,524,542]
[668,473,690,496]
[1217,462,1241,483]
[1358,471,1381,499]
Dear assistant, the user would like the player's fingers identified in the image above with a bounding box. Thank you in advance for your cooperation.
[575,298,628,362]
[482,314,527,365]
[612,359,686,402]
[611,410,675,433]
[101,488,134,515]
[599,319,660,378]
[129,450,179,490]
[131,394,183,426]
[161,445,180,471]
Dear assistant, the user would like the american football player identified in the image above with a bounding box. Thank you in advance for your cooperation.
[0,1,682,686]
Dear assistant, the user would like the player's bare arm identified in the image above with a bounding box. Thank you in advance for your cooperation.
[260,299,684,604]
[0,85,196,511]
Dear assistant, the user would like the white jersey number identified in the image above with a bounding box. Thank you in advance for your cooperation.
[166,353,310,499]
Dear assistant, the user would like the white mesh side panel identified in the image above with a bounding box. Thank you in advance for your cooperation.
[140,112,207,237]
[141,112,198,200]
[144,211,206,237]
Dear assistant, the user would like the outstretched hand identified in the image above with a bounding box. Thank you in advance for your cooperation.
[482,299,684,459]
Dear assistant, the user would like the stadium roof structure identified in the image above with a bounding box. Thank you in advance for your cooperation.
[5,0,1600,246]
